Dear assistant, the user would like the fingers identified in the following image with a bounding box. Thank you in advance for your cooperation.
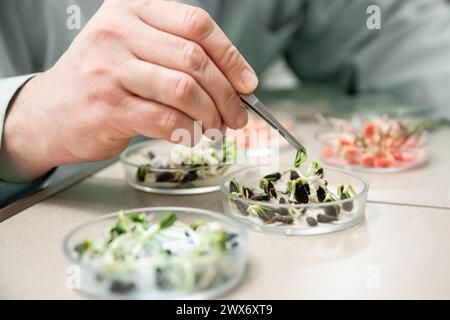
[116,95,202,146]
[134,0,258,94]
[117,59,222,132]
[127,21,248,129]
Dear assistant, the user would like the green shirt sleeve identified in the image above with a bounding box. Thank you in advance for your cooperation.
[285,0,450,119]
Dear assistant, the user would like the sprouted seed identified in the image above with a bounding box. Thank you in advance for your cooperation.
[74,211,240,293]
[338,184,357,212]
[228,158,358,227]
[242,187,254,199]
[324,192,340,217]
[229,178,241,194]
[294,149,308,168]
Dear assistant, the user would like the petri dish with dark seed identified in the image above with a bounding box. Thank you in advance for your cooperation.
[220,164,368,236]
[120,139,241,195]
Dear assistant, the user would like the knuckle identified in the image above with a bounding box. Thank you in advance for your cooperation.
[80,61,113,80]
[84,61,112,79]
[184,7,214,39]
[174,74,196,104]
[182,41,207,73]
[210,112,222,129]
[90,25,124,43]
[160,109,182,133]
[221,45,243,70]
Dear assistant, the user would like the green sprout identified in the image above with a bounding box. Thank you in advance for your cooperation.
[324,192,337,202]
[288,207,301,218]
[108,210,128,241]
[159,212,177,230]
[191,220,206,231]
[294,149,308,168]
[263,172,282,182]
[410,120,432,135]
[74,239,93,258]
[127,212,149,228]
[259,178,268,191]
[136,165,150,182]
[311,160,324,177]
[247,205,271,221]
[337,184,356,212]
[337,184,356,199]
[211,230,229,251]
[229,178,241,194]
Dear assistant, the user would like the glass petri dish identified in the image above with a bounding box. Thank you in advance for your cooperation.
[119,140,236,195]
[317,130,430,173]
[63,207,248,300]
[316,105,432,174]
[220,166,369,236]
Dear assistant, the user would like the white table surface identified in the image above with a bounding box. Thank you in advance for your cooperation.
[0,123,449,299]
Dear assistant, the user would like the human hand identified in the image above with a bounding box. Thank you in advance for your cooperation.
[0,0,258,182]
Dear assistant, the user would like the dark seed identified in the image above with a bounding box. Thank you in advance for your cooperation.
[304,183,310,195]
[294,184,309,204]
[250,194,270,202]
[266,181,277,199]
[165,249,172,256]
[181,170,198,183]
[315,167,324,178]
[306,216,318,227]
[264,172,282,181]
[148,151,156,160]
[317,186,326,202]
[317,214,338,223]
[290,170,300,180]
[232,199,249,216]
[279,197,286,204]
[136,165,148,182]
[110,281,136,294]
[324,205,340,217]
[156,172,175,182]
[243,187,254,199]
[228,232,238,240]
[229,180,240,194]
[266,215,294,225]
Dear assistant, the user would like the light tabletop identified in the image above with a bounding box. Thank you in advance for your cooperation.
[0,122,449,299]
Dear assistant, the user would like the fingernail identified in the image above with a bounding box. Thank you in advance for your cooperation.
[240,68,259,92]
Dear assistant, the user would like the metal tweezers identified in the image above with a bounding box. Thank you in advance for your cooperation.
[240,93,306,154]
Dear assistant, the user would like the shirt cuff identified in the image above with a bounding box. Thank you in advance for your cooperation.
[0,74,37,150]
